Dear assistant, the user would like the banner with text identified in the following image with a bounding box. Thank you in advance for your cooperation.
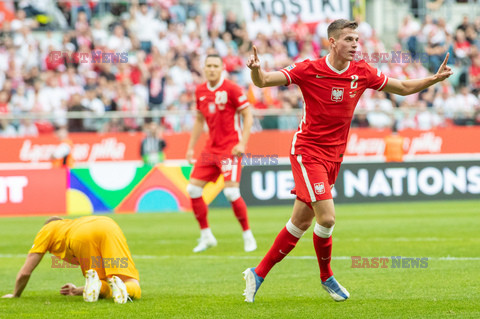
[242,0,350,24]
[0,168,67,216]
[240,160,480,205]
[1,127,480,165]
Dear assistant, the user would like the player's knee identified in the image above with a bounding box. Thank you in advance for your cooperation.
[223,187,241,202]
[317,216,335,229]
[187,184,203,198]
[292,218,312,231]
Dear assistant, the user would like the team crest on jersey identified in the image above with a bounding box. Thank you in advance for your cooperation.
[331,87,344,102]
[285,63,296,71]
[208,102,216,113]
[314,182,325,195]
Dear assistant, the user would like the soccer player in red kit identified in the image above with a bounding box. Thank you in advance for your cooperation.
[186,54,257,253]
[243,19,452,302]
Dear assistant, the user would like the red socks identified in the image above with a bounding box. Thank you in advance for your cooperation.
[255,227,300,278]
[313,233,333,281]
[192,196,249,231]
[231,197,249,231]
[191,197,208,229]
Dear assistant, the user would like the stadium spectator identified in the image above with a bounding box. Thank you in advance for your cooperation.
[0,118,16,137]
[243,19,452,303]
[185,54,257,253]
[415,101,443,130]
[224,10,240,41]
[141,119,166,166]
[1,216,140,303]
[50,126,74,168]
[469,52,480,95]
[454,29,471,64]
[384,122,405,162]
[453,85,479,125]
[433,86,457,121]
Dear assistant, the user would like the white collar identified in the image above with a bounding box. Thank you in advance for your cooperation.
[207,76,224,91]
[325,54,350,74]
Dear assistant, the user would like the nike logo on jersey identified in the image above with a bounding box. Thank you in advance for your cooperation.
[316,75,326,79]
[199,96,206,101]
[279,250,288,256]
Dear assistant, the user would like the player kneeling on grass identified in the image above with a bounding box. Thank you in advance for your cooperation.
[2,216,141,304]
[243,18,452,302]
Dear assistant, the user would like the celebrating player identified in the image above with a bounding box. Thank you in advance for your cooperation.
[2,216,141,304]
[186,54,257,253]
[243,19,452,302]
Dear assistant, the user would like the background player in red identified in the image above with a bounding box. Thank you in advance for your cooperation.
[243,19,453,302]
[186,54,257,253]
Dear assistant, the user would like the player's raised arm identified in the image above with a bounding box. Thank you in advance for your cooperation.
[247,45,287,88]
[383,53,453,96]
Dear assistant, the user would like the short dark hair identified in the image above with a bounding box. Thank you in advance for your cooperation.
[327,19,358,39]
[205,54,223,64]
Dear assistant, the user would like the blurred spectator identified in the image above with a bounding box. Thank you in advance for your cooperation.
[68,92,89,132]
[433,87,457,121]
[107,25,132,52]
[0,90,10,113]
[148,67,165,109]
[50,126,74,168]
[454,29,471,65]
[469,53,480,95]
[384,123,405,162]
[81,88,105,131]
[17,118,39,137]
[224,10,242,44]
[0,118,16,137]
[453,86,479,124]
[415,102,443,130]
[141,119,167,166]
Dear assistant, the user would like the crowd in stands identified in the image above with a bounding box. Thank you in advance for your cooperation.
[0,0,480,138]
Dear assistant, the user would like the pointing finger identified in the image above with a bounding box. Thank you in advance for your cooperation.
[253,45,258,60]
[440,52,449,68]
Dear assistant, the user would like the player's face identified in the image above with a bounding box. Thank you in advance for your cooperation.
[332,29,359,61]
[204,57,223,84]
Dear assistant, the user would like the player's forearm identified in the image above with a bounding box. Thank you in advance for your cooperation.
[250,68,266,88]
[240,112,253,146]
[13,273,31,297]
[398,75,439,95]
[187,120,203,151]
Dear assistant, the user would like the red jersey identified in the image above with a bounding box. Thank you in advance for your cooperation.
[195,77,249,154]
[280,55,388,161]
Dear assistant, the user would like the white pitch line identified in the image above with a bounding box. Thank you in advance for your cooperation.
[0,254,479,261]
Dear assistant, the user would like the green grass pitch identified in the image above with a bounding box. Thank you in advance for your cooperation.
[0,200,479,318]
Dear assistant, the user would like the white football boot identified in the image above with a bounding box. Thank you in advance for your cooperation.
[83,269,101,302]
